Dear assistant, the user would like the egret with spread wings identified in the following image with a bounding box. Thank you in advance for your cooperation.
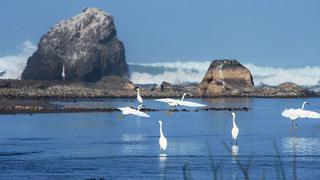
[282,101,320,128]
[118,104,150,118]
[155,93,206,110]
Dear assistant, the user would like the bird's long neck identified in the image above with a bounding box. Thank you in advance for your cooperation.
[181,93,186,101]
[137,89,140,97]
[232,115,237,128]
[301,102,306,110]
[159,123,164,137]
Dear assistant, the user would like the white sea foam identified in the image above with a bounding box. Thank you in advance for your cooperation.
[129,61,320,86]
[245,63,320,86]
[129,61,211,85]
[1,43,319,87]
[0,41,37,79]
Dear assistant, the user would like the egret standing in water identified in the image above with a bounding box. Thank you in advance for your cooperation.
[157,120,168,153]
[61,65,66,81]
[231,112,239,145]
[155,93,206,111]
[118,104,150,118]
[282,101,320,128]
[136,88,143,106]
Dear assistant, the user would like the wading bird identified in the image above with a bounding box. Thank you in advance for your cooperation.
[282,101,320,128]
[62,65,66,81]
[231,112,239,145]
[118,104,150,118]
[136,88,143,105]
[157,120,168,153]
[155,93,206,110]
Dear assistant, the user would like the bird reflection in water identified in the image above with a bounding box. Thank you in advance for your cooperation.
[232,145,239,156]
[283,137,320,155]
[231,145,239,163]
[159,153,168,179]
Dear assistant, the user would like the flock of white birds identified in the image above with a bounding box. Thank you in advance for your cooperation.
[117,88,240,154]
[118,88,320,154]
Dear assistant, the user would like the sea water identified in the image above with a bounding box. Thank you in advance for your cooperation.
[0,98,320,179]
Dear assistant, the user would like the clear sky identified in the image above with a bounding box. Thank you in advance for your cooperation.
[0,0,319,67]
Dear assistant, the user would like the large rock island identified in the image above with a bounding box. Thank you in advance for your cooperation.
[22,7,129,82]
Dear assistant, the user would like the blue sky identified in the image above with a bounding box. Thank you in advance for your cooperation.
[0,0,319,67]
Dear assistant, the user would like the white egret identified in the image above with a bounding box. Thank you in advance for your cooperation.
[155,93,206,110]
[61,65,66,81]
[136,88,143,105]
[217,64,226,88]
[158,120,168,153]
[231,112,239,145]
[118,104,150,118]
[282,101,320,128]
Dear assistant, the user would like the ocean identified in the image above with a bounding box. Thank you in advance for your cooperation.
[0,97,320,179]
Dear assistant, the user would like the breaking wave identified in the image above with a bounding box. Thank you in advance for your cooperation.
[1,42,319,88]
[129,61,211,85]
[0,41,37,79]
[129,61,320,87]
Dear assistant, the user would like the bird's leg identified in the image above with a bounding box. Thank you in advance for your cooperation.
[166,110,172,115]
[290,120,294,129]
[160,148,165,155]
[294,121,298,129]
[235,139,238,146]
[231,139,234,145]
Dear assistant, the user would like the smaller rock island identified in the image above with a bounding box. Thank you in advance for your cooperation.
[199,60,254,96]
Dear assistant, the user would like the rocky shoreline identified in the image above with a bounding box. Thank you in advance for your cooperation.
[0,79,316,114]
[0,104,250,115]
[0,79,317,100]
[0,98,250,114]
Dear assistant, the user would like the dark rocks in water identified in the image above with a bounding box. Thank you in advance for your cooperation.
[199,59,254,96]
[0,81,11,88]
[160,81,184,92]
[22,7,129,82]
[254,82,316,97]
[135,84,158,91]
[0,78,317,100]
[95,75,135,90]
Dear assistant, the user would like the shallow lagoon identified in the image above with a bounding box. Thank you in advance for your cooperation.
[0,98,320,179]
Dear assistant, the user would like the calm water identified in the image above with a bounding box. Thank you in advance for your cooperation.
[1,98,320,179]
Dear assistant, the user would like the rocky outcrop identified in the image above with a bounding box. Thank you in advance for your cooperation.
[253,82,315,97]
[159,81,183,92]
[96,75,135,90]
[22,7,129,82]
[0,79,317,100]
[199,60,254,96]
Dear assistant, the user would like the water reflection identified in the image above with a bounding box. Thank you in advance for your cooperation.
[159,154,167,179]
[231,145,239,163]
[121,134,145,142]
[232,145,239,156]
[282,137,320,154]
[203,98,251,108]
[120,134,145,155]
[170,140,205,155]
